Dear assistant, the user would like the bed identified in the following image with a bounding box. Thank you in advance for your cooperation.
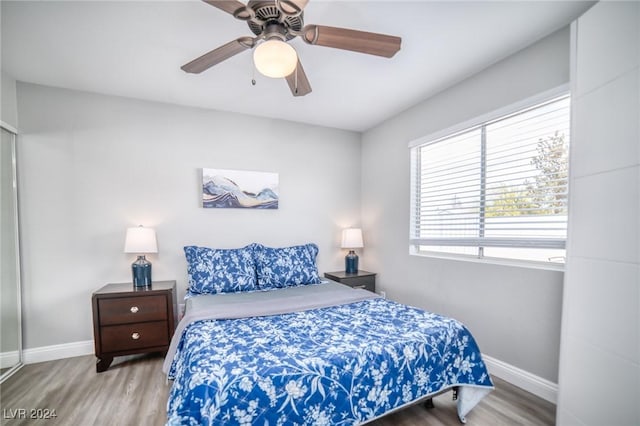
[163,243,494,425]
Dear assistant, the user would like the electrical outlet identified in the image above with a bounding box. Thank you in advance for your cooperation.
[379,290,386,299]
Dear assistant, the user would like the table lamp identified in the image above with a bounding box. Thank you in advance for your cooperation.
[341,228,363,274]
[124,225,158,288]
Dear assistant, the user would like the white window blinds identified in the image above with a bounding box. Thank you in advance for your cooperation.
[410,94,570,262]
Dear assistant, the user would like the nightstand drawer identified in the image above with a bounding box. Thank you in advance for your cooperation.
[324,271,376,293]
[98,295,167,325]
[100,321,169,352]
[341,276,374,292]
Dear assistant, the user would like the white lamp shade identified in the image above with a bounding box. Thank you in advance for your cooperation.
[253,39,298,78]
[124,226,158,254]
[341,228,364,249]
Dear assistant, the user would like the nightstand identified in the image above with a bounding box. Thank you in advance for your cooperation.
[91,280,177,373]
[324,270,376,293]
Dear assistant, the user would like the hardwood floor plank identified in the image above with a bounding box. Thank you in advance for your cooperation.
[0,354,555,425]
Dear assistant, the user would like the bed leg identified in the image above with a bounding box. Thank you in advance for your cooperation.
[453,387,466,423]
[424,398,434,409]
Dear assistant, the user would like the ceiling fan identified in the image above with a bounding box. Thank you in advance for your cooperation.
[181,0,402,97]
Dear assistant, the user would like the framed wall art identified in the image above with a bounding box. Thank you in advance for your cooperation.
[202,168,279,209]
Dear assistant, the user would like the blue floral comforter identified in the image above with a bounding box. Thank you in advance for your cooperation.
[165,284,493,425]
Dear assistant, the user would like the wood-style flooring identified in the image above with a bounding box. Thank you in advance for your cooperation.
[0,353,555,425]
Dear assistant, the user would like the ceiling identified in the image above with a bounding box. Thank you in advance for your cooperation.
[1,1,594,132]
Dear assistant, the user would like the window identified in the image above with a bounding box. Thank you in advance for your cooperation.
[410,93,570,265]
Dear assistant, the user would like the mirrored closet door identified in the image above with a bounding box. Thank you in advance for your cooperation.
[0,124,22,382]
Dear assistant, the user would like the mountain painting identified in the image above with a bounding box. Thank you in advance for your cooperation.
[202,168,279,209]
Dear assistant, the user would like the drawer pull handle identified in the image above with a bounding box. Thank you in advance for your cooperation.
[130,306,139,313]
[131,332,140,340]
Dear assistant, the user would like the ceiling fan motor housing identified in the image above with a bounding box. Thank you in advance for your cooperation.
[247,1,304,40]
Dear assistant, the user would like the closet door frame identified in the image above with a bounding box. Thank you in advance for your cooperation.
[0,121,23,383]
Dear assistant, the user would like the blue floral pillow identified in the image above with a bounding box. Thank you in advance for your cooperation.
[254,243,322,290]
[184,244,257,295]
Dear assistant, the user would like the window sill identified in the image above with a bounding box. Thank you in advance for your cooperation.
[409,249,565,272]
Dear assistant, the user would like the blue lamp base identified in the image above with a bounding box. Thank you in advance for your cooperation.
[345,250,359,274]
[132,255,152,288]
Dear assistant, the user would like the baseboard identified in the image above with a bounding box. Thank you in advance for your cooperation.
[482,353,558,404]
[23,340,94,365]
[0,350,20,369]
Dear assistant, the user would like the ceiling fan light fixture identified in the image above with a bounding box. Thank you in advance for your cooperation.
[253,39,298,78]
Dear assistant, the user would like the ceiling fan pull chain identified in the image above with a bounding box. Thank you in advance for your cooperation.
[251,56,257,86]
[294,67,298,94]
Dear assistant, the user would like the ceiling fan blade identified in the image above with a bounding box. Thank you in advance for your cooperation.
[181,37,255,74]
[202,1,253,19]
[302,25,401,58]
[285,59,312,97]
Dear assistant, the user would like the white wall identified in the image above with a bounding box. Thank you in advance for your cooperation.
[557,3,639,425]
[361,27,570,385]
[16,83,361,350]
